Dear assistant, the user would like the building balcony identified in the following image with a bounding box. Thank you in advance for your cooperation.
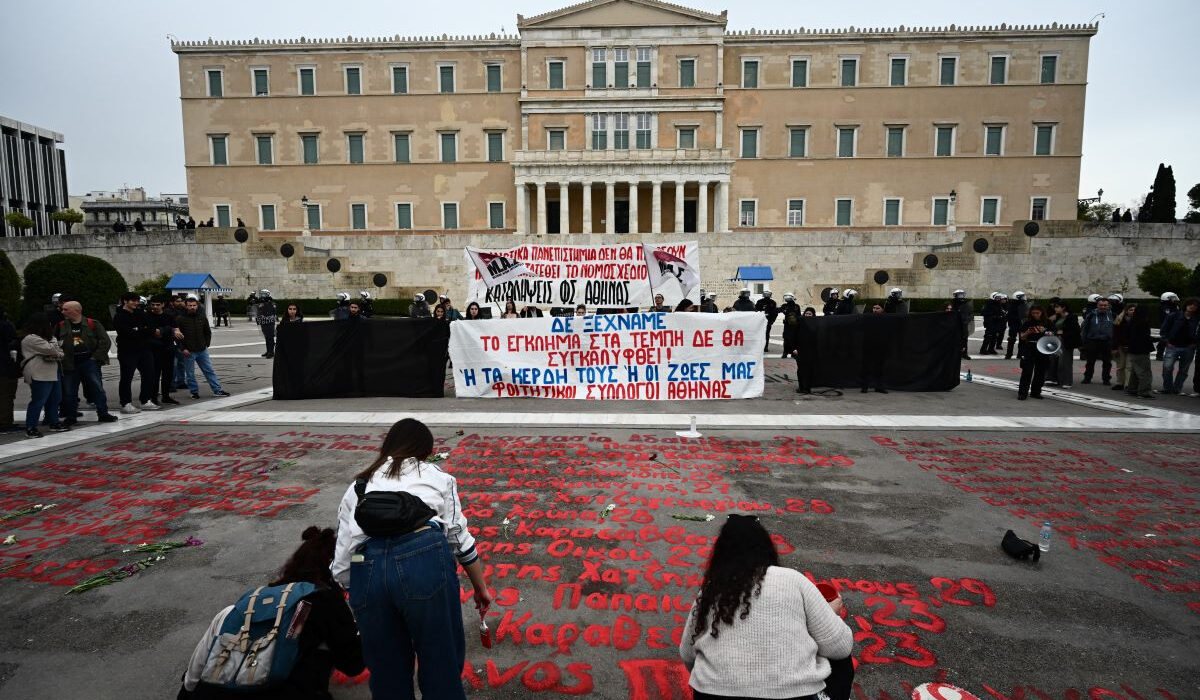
[515,147,731,165]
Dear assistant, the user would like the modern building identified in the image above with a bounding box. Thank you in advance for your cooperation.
[172,0,1096,235]
[79,187,191,233]
[1,115,70,236]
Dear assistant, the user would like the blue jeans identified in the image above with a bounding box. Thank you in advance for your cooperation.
[26,379,61,430]
[1162,345,1195,394]
[64,358,110,417]
[173,347,185,386]
[349,526,465,700]
[182,349,223,394]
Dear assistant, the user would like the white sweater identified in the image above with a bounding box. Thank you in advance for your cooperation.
[680,566,854,699]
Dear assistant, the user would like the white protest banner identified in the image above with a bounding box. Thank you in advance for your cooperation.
[449,311,765,400]
[464,241,700,309]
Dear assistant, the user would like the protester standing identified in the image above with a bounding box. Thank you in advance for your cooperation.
[1159,298,1199,395]
[1046,300,1081,388]
[1124,304,1156,399]
[1017,306,1050,400]
[256,289,278,359]
[113,292,160,413]
[465,302,482,320]
[950,290,973,360]
[56,301,117,424]
[147,296,181,405]
[177,297,231,399]
[786,306,817,394]
[1004,292,1029,359]
[21,314,69,438]
[1110,303,1134,392]
[1080,298,1115,385]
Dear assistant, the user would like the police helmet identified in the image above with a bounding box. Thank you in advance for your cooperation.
[1013,291,1026,300]
[1161,292,1179,302]
[844,289,858,297]
[360,290,371,299]
[138,296,148,306]
[762,290,773,297]
[337,292,350,302]
[1087,294,1101,303]
[990,292,1001,301]
[413,293,424,302]
[953,289,965,298]
[51,293,62,303]
[889,288,903,298]
[783,293,795,300]
[1107,293,1123,302]
[739,288,751,295]
[259,289,271,298]
[707,293,717,299]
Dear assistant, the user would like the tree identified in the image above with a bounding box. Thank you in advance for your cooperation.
[1185,183,1200,223]
[0,251,20,317]
[4,211,34,233]
[50,208,84,234]
[1149,163,1177,223]
[21,253,128,327]
[1077,202,1115,221]
[1189,263,1200,298]
[132,273,171,299]
[1136,259,1191,297]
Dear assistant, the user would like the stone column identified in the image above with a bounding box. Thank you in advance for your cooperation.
[515,182,528,234]
[651,181,662,234]
[560,182,570,234]
[605,181,616,235]
[716,181,729,233]
[628,181,639,234]
[582,182,593,234]
[698,180,708,234]
[536,181,547,236]
[674,181,685,233]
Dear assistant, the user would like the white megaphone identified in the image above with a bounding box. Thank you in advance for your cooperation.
[1036,335,1062,356]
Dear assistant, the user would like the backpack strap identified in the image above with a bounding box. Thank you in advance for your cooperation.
[237,586,265,652]
[354,478,367,501]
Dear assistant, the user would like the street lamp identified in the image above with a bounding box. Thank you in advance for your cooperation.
[301,195,310,236]
[947,189,957,231]
[164,196,173,231]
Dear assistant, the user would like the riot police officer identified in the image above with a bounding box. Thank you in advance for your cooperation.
[836,289,858,315]
[822,289,840,316]
[1157,292,1180,360]
[755,290,779,351]
[359,291,375,318]
[1004,291,1029,359]
[882,288,908,315]
[777,293,801,358]
[950,289,974,360]
[733,288,756,312]
[980,292,1006,355]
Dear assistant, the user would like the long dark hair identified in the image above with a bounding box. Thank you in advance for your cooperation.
[674,298,694,312]
[466,302,481,319]
[693,515,779,640]
[356,418,434,481]
[504,300,518,314]
[270,526,336,587]
[22,313,53,342]
[1026,305,1046,322]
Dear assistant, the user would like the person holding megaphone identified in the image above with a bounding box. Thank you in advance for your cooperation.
[1016,306,1051,400]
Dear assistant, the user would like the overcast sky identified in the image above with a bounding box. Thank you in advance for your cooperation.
[2,0,1197,213]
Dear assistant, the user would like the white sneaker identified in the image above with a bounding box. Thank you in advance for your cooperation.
[140,401,162,411]
[120,404,141,415]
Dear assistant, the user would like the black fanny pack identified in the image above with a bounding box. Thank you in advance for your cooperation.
[353,479,436,537]
[1001,529,1040,562]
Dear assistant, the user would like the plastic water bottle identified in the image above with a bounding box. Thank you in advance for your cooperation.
[1039,521,1052,552]
[965,368,973,382]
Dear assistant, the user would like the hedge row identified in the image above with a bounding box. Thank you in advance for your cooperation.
[227,297,413,318]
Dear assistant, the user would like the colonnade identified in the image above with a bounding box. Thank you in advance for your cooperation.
[514,179,729,235]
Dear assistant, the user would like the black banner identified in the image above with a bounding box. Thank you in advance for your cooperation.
[272,319,449,400]
[798,312,962,391]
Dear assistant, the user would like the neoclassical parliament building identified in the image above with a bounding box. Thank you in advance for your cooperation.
[173,0,1096,236]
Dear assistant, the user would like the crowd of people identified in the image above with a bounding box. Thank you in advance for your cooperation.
[176,417,855,700]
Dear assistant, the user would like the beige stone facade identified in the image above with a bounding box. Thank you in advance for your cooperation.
[172,0,1096,235]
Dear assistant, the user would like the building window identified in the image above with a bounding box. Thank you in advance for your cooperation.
[935,126,955,157]
[985,125,1005,156]
[636,46,652,87]
[990,55,1008,85]
[215,205,231,228]
[344,66,362,95]
[487,131,504,162]
[890,56,907,86]
[886,126,904,158]
[791,58,808,88]
[548,129,566,151]
[392,65,408,94]
[347,133,364,164]
[256,135,273,165]
[351,203,367,230]
[439,65,455,93]
[678,127,696,149]
[306,203,322,230]
[252,68,269,96]
[549,60,565,90]
[740,128,758,158]
[393,133,410,162]
[209,135,227,165]
[884,198,902,226]
[442,202,459,229]
[836,199,853,226]
[788,128,806,158]
[486,63,502,93]
[939,56,957,86]
[981,197,1000,225]
[299,66,316,95]
[614,48,630,87]
[679,58,695,87]
[932,197,950,226]
[1040,55,1058,84]
[635,113,652,149]
[590,113,608,149]
[840,57,858,87]
[489,202,505,229]
[1031,197,1048,220]
[206,69,223,97]
[787,199,804,226]
[396,202,413,230]
[739,200,756,227]
[591,49,606,87]
[613,113,630,150]
[742,59,758,88]
[1035,124,1055,155]
[837,127,856,158]
[440,132,457,162]
[259,204,276,231]
[301,134,318,164]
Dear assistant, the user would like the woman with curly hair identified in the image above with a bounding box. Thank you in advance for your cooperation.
[680,515,853,700]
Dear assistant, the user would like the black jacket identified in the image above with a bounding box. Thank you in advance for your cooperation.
[982,299,1006,329]
[147,311,177,349]
[754,297,778,321]
[1051,312,1081,349]
[822,298,839,316]
[0,318,18,378]
[114,307,155,356]
[835,298,857,315]
[733,297,755,312]
[176,311,212,352]
[1126,320,1154,355]
[883,297,908,315]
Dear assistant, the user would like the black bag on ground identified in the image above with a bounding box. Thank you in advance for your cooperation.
[1001,529,1040,562]
[353,479,436,536]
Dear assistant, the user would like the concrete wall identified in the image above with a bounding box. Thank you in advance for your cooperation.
[0,222,1197,309]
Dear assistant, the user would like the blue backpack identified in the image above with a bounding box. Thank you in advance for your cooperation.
[198,582,317,690]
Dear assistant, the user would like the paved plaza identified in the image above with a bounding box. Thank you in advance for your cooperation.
[0,321,1198,699]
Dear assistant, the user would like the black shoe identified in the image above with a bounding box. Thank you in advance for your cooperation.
[861,387,869,393]
[161,396,181,405]
[1017,394,1028,400]
[264,353,274,359]
[1081,379,1092,384]
[62,418,78,427]
[1004,354,1013,360]
[48,423,70,432]
[1139,394,1155,400]
[1030,393,1044,399]
[795,388,810,394]
[176,382,188,390]
[191,392,201,399]
[1102,380,1111,386]
[97,414,118,423]
[1110,384,1124,390]
[961,354,972,360]
[877,388,889,394]
[25,428,43,439]
[261,352,271,358]
[214,390,231,397]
